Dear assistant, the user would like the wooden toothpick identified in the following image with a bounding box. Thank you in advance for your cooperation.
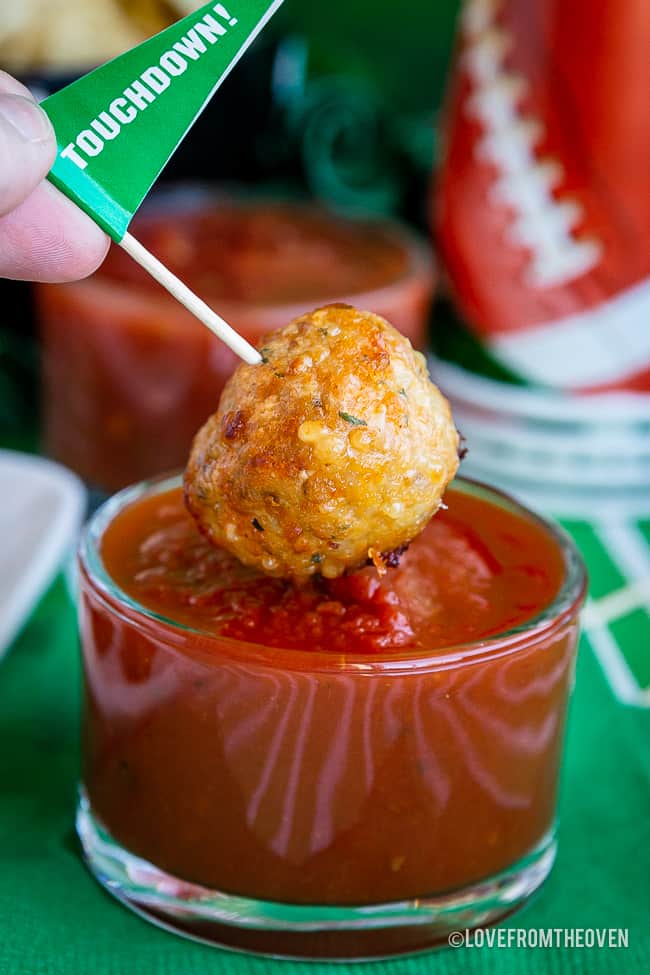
[120,232,262,366]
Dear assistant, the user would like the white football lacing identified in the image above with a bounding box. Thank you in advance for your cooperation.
[460,0,601,288]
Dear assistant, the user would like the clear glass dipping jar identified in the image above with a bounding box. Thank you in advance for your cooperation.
[77,474,586,959]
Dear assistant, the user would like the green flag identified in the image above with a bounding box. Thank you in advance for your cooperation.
[42,0,283,241]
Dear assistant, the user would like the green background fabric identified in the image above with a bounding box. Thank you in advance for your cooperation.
[1,518,649,973]
[277,0,461,113]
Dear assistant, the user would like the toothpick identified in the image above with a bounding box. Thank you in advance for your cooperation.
[119,232,262,365]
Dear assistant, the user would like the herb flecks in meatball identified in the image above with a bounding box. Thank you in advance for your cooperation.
[184,304,459,579]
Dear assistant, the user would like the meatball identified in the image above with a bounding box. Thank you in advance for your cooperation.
[184,304,459,579]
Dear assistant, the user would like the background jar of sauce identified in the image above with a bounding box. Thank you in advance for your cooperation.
[37,189,434,493]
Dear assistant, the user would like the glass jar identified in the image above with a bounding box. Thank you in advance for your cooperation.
[37,190,434,493]
[77,475,586,959]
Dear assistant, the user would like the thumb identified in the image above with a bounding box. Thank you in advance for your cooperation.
[0,93,56,218]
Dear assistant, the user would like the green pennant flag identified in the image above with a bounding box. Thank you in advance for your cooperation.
[42,0,283,242]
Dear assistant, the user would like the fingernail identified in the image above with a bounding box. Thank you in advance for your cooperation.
[0,94,53,143]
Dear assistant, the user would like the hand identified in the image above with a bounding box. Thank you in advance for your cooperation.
[0,71,109,282]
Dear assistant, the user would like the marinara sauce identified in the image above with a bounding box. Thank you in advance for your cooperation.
[79,477,585,910]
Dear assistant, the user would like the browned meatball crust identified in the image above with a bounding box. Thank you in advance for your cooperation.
[185,304,459,579]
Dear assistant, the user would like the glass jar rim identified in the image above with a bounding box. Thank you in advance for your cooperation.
[79,473,587,675]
